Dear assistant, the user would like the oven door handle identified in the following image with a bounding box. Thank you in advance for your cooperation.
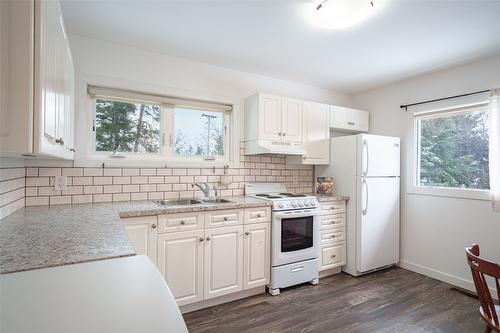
[273,210,320,219]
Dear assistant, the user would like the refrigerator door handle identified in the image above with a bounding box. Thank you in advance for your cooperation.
[362,140,369,176]
[362,179,368,215]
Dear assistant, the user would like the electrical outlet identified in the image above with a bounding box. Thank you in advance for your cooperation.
[54,176,67,191]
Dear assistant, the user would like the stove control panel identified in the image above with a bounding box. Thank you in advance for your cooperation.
[273,198,319,211]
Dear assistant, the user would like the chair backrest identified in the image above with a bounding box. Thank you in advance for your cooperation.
[466,244,500,328]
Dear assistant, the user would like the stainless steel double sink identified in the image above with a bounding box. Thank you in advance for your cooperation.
[155,198,233,207]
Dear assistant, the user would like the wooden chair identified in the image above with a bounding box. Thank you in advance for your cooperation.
[466,244,500,333]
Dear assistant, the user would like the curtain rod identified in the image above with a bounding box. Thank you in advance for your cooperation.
[400,89,490,111]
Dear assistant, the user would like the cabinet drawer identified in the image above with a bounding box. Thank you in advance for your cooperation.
[205,209,243,228]
[320,228,345,245]
[320,214,345,230]
[320,201,346,215]
[320,244,345,271]
[158,212,204,233]
[244,206,271,224]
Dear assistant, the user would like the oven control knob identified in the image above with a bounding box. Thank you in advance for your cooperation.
[304,201,310,207]
[277,202,284,208]
[298,201,304,207]
[291,201,297,208]
[309,199,316,206]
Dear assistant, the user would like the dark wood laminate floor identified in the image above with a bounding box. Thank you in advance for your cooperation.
[183,267,486,333]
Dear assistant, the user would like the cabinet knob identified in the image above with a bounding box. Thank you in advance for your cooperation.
[330,235,336,238]
[278,132,282,136]
[223,217,228,221]
[70,148,76,152]
[206,236,211,241]
[151,224,157,229]
[199,237,204,242]
[331,254,336,259]
[282,133,286,136]
[180,220,185,225]
[245,231,250,236]
[256,214,261,218]
[348,122,355,126]
[55,137,65,146]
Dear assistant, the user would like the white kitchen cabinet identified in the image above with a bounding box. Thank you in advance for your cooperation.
[121,216,158,265]
[287,101,330,165]
[203,225,244,299]
[243,223,270,289]
[318,199,347,274]
[281,97,303,142]
[330,105,369,132]
[244,93,304,155]
[157,230,204,306]
[0,0,74,159]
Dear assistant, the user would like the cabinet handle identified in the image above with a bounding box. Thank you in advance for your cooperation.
[206,237,211,241]
[348,122,355,126]
[180,220,185,225]
[199,237,204,242]
[331,254,337,259]
[330,235,336,238]
[55,137,65,146]
[151,224,157,229]
[245,231,250,236]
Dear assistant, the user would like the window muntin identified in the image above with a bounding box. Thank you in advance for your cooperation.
[415,106,490,190]
[95,99,161,154]
[174,108,225,157]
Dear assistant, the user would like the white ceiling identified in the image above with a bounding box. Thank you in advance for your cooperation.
[60,0,500,94]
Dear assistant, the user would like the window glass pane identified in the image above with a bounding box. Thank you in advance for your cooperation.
[95,99,161,153]
[418,110,490,190]
[174,108,224,157]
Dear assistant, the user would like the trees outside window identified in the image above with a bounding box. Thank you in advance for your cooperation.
[416,107,490,190]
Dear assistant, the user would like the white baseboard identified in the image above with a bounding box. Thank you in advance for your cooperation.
[399,259,476,292]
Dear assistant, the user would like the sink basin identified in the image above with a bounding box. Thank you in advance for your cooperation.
[154,198,233,207]
[199,198,233,204]
[155,199,202,206]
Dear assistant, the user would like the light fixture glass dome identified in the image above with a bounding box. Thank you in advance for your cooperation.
[313,0,386,30]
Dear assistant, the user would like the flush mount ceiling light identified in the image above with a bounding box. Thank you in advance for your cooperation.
[313,0,386,30]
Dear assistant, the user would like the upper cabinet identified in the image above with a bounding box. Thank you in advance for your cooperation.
[244,93,304,155]
[330,106,369,133]
[0,0,74,159]
[287,101,330,165]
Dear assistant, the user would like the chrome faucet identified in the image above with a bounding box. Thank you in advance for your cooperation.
[192,183,210,197]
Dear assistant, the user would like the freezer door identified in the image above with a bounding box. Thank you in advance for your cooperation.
[357,134,400,177]
[356,177,400,273]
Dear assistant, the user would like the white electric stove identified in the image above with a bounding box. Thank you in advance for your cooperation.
[245,183,320,296]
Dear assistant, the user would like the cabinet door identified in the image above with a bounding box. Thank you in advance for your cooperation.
[157,230,204,306]
[319,243,346,271]
[122,216,158,265]
[281,97,302,142]
[258,93,282,141]
[349,109,369,132]
[302,101,330,165]
[243,223,270,289]
[330,105,350,129]
[204,226,243,299]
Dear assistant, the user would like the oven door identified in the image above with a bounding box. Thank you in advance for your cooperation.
[272,209,320,267]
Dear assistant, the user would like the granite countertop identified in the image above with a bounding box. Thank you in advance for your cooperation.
[0,196,271,275]
[315,194,350,202]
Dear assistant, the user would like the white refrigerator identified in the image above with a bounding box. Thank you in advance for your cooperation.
[316,134,400,276]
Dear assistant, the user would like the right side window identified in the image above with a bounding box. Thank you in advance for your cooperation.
[415,105,490,190]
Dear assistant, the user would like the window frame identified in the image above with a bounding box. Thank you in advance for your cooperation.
[410,102,491,201]
[75,83,240,168]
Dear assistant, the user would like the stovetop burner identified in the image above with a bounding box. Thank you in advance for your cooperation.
[280,193,307,197]
[255,194,271,197]
[267,195,282,199]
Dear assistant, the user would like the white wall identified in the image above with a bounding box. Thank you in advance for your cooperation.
[353,54,500,291]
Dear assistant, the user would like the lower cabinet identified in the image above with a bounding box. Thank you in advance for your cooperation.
[318,200,347,273]
[121,216,158,265]
[243,223,270,289]
[157,230,204,306]
[125,207,272,307]
[204,225,243,299]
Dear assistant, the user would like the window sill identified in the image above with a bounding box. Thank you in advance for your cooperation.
[407,186,490,201]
